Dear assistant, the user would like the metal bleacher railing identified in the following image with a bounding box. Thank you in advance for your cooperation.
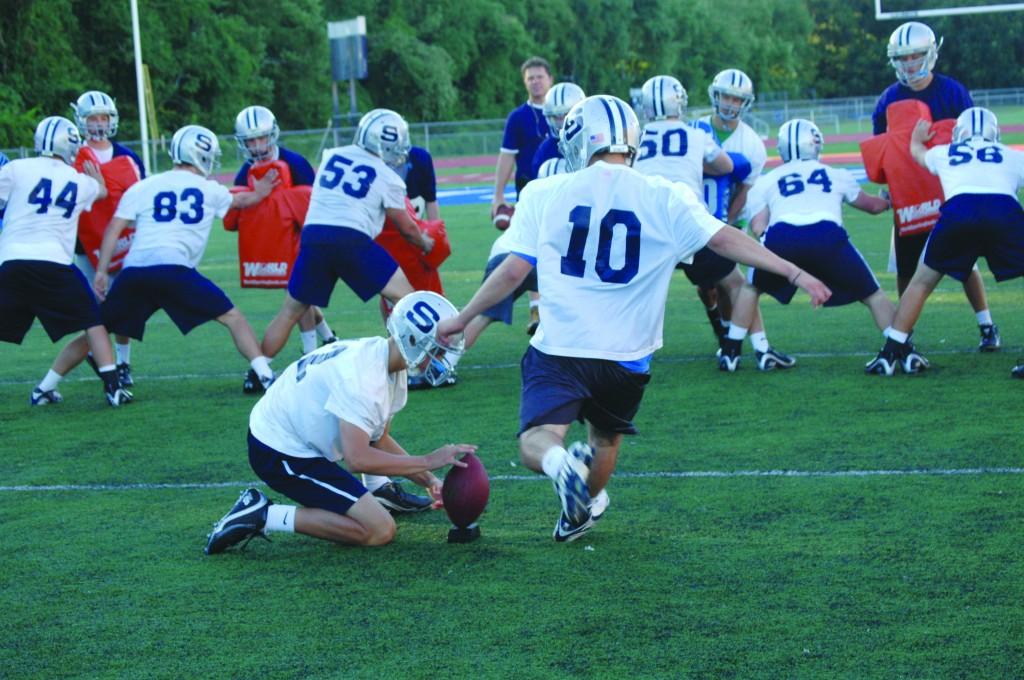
[4,88,1022,172]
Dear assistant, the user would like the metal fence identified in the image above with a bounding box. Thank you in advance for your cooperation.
[4,88,1022,171]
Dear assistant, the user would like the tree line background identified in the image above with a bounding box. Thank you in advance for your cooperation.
[1,0,1022,147]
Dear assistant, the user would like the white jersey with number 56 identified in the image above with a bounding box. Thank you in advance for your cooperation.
[502,161,723,361]
[924,140,1024,200]
[304,144,407,238]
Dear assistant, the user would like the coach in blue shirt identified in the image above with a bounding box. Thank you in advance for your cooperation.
[490,56,553,218]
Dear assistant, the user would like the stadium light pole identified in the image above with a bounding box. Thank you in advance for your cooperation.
[130,0,152,175]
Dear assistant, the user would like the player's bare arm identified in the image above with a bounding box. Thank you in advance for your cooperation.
[385,206,434,253]
[230,168,280,210]
[703,149,734,177]
[727,182,752,225]
[851,191,891,214]
[437,253,533,341]
[707,225,831,307]
[491,152,516,216]
[93,216,133,299]
[80,160,109,201]
[338,421,471,479]
[750,207,770,237]
[909,119,935,168]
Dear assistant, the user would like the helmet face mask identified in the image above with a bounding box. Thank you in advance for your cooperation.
[386,292,464,387]
[35,116,83,164]
[543,83,586,137]
[708,69,755,121]
[234,106,280,163]
[354,109,411,169]
[71,91,119,141]
[953,107,1000,144]
[887,22,941,86]
[558,95,641,172]
[777,119,823,162]
[641,75,687,121]
[169,125,222,177]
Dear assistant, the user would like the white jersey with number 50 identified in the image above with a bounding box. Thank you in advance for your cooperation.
[634,120,722,195]
[503,161,723,361]
[747,160,861,227]
[924,141,1024,200]
[115,169,233,269]
[304,144,407,238]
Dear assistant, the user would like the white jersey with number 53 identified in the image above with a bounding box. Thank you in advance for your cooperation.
[304,144,407,238]
[502,161,723,361]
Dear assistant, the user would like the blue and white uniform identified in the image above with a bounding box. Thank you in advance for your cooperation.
[248,338,407,514]
[695,117,766,223]
[101,169,236,339]
[747,159,879,305]
[0,157,103,343]
[921,139,1024,281]
[504,161,723,434]
[291,144,407,306]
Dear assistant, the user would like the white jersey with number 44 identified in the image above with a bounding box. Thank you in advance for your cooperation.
[502,161,723,362]
[304,144,407,238]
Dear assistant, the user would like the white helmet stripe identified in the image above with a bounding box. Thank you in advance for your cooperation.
[599,96,617,142]
[613,98,628,141]
[792,121,799,160]
[656,77,664,118]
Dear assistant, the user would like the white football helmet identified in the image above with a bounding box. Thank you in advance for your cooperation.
[169,125,222,177]
[777,119,823,162]
[34,116,83,164]
[887,22,942,86]
[386,291,464,387]
[71,90,119,141]
[953,107,1000,143]
[354,109,411,168]
[234,105,279,162]
[537,157,571,178]
[640,75,688,121]
[708,69,755,121]
[543,83,586,137]
[558,95,641,172]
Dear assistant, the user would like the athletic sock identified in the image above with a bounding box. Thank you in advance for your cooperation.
[884,326,909,344]
[362,475,390,493]
[300,330,317,354]
[264,504,296,533]
[541,446,568,480]
[976,310,993,326]
[98,365,118,392]
[115,343,131,365]
[38,370,64,393]
[250,356,273,381]
[749,331,770,353]
[727,325,749,342]
[316,320,336,341]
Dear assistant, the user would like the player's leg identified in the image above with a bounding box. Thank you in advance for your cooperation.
[866,264,942,376]
[379,267,414,303]
[585,425,622,496]
[719,280,760,372]
[261,294,310,359]
[862,288,896,331]
[297,306,320,354]
[294,496,396,546]
[963,268,999,351]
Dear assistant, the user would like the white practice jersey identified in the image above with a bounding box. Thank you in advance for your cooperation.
[115,169,232,269]
[924,141,1024,201]
[503,161,723,361]
[249,337,408,461]
[488,228,517,260]
[0,157,100,265]
[304,144,407,238]
[697,117,767,221]
[748,160,861,227]
[634,120,721,195]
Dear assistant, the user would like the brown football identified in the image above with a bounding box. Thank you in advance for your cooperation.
[442,453,490,528]
[492,203,515,231]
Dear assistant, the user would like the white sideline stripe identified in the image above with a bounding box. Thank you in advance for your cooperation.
[0,346,1010,387]
[1,467,1021,493]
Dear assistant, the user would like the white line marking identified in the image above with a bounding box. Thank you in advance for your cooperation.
[1,467,1020,492]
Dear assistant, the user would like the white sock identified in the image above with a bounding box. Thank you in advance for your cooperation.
[300,330,317,354]
[38,369,63,392]
[250,356,273,381]
[448,352,462,369]
[98,363,116,373]
[529,299,540,310]
[541,446,568,480]
[264,504,296,533]
[885,327,909,344]
[727,325,749,342]
[749,331,770,353]
[976,310,993,326]
[115,343,131,365]
[363,475,390,492]
[316,320,335,340]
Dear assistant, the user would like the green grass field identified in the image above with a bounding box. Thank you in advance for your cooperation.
[2,191,1023,678]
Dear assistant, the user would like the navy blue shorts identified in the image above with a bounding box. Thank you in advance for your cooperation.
[924,194,1024,282]
[289,225,399,306]
[677,245,737,288]
[101,265,234,340]
[752,221,879,307]
[0,260,103,344]
[518,346,651,436]
[481,252,539,324]
[248,430,368,515]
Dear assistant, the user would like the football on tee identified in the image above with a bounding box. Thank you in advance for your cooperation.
[442,452,490,528]
[492,203,515,231]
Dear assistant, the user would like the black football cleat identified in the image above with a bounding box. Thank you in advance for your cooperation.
[116,362,134,387]
[372,481,432,513]
[756,347,797,372]
[205,488,271,555]
[30,387,63,406]
[979,324,1001,353]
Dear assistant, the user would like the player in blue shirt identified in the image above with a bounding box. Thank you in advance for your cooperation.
[399,146,440,220]
[871,21,998,352]
[530,82,585,180]
[490,56,553,216]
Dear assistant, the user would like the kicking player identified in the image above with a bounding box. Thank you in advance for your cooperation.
[722,119,895,370]
[867,108,1024,377]
[438,95,829,542]
[204,291,474,553]
[2,116,130,407]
